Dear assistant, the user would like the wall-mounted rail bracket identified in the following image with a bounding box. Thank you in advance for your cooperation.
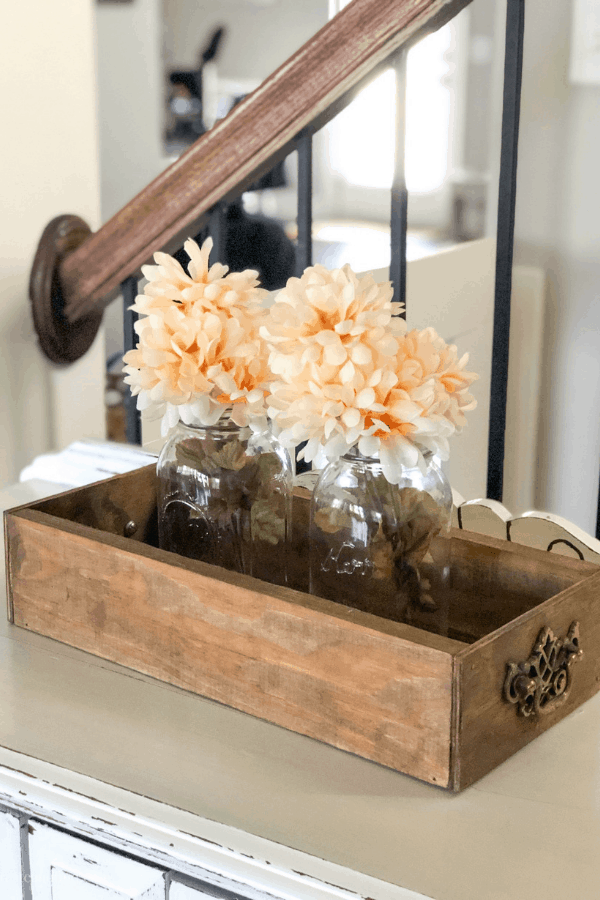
[29,214,102,365]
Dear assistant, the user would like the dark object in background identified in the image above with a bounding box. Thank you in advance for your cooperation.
[167,74,204,142]
[223,200,295,291]
[176,201,295,294]
[200,26,226,67]
[246,157,287,192]
[167,27,226,144]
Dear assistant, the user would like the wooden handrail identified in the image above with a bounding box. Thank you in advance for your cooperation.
[32,0,469,362]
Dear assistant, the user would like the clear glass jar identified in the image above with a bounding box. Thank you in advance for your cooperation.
[309,448,452,633]
[157,416,293,586]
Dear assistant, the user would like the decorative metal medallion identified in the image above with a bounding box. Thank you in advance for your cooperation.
[503,622,582,717]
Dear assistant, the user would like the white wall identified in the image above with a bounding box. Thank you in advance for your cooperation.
[96,0,167,364]
[164,0,328,84]
[0,0,105,489]
[508,0,600,533]
[96,0,165,223]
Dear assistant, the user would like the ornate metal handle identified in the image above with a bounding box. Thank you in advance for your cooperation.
[503,622,582,717]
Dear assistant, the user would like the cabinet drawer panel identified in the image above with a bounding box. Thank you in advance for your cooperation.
[28,821,166,899]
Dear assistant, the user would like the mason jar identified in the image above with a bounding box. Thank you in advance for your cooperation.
[309,447,452,633]
[157,415,293,586]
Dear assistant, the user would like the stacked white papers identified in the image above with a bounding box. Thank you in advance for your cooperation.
[19,440,158,490]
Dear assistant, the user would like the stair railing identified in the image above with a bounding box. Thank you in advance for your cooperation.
[28,0,556,535]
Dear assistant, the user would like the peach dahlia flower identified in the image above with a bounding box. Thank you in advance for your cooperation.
[263,264,477,481]
[354,327,478,483]
[123,237,270,436]
[262,263,405,380]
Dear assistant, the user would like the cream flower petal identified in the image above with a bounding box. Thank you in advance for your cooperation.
[136,390,153,411]
[350,344,372,366]
[358,434,380,457]
[230,403,250,427]
[355,387,375,408]
[322,400,344,418]
[203,400,228,426]
[379,435,421,482]
[189,394,211,421]
[369,417,390,433]
[301,437,322,463]
[339,359,356,383]
[388,400,422,422]
[185,236,212,281]
[315,331,341,346]
[341,407,361,428]
[166,402,181,427]
[324,418,338,439]
[344,425,363,446]
[324,432,348,460]
[324,343,348,367]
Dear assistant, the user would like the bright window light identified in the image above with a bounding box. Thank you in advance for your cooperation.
[406,26,453,192]
[328,69,397,190]
[327,20,453,194]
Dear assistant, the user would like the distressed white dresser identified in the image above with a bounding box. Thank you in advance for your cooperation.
[2,479,600,900]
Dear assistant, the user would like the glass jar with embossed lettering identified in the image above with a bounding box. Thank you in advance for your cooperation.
[157,414,293,586]
[309,448,453,632]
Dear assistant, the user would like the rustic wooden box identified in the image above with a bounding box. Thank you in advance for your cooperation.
[5,466,600,791]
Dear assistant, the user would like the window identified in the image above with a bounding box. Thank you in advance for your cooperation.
[327,0,463,208]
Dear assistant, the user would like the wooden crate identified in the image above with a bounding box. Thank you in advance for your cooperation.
[5,466,600,791]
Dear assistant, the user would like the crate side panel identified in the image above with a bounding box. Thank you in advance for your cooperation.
[451,530,592,599]
[442,533,588,645]
[7,514,454,787]
[30,465,158,544]
[457,569,600,790]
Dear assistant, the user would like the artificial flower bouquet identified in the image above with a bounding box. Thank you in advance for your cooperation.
[124,237,477,618]
[123,237,270,433]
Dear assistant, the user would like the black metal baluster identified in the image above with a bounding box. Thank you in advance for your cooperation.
[122,275,142,445]
[487,0,525,501]
[390,49,408,319]
[294,130,314,474]
[209,202,228,264]
[296,131,313,276]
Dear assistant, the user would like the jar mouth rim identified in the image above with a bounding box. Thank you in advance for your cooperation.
[341,449,381,463]
[340,445,434,463]
[178,420,248,434]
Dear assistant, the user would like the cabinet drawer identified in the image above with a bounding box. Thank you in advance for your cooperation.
[28,821,166,899]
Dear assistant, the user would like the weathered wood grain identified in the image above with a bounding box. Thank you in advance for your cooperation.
[6,506,459,788]
[455,567,600,790]
[33,464,158,543]
[58,0,471,320]
[446,528,595,642]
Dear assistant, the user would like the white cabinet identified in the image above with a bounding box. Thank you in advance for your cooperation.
[0,808,23,900]
[28,821,166,899]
